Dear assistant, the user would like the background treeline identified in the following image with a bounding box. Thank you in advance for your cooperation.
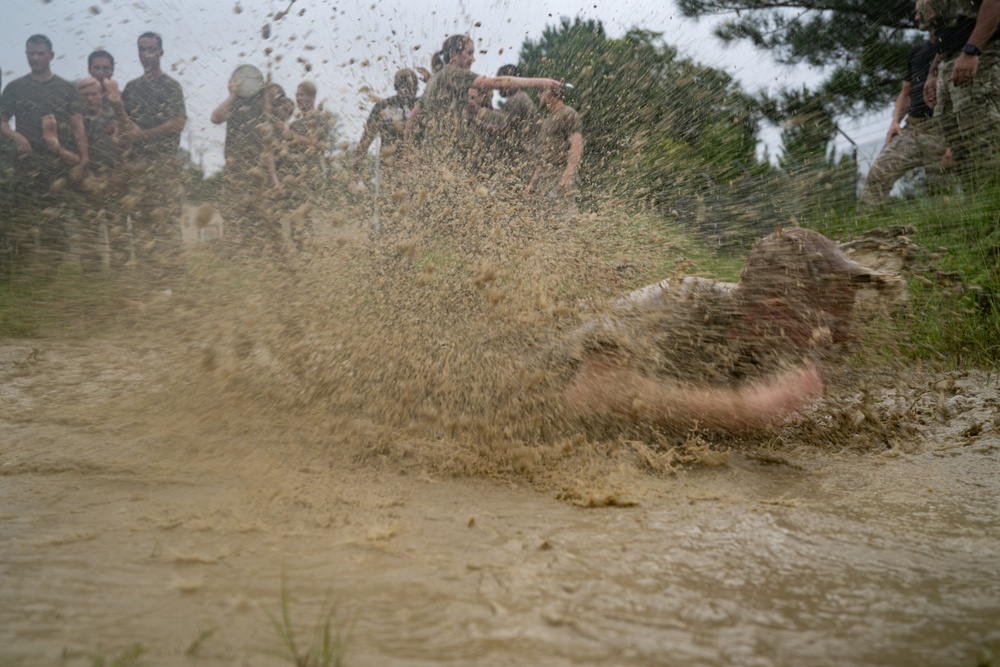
[517,17,886,248]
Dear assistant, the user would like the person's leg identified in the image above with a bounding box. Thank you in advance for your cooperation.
[128,157,184,285]
[76,193,107,276]
[915,121,950,195]
[859,132,922,209]
[948,48,1000,188]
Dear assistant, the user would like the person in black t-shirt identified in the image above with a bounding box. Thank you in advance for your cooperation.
[859,31,947,208]
[353,68,420,173]
[0,34,88,279]
[920,0,1000,186]
[120,31,187,283]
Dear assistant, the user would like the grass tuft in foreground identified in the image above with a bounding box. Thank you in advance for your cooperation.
[265,575,350,667]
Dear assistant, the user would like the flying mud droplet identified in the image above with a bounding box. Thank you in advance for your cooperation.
[262,22,271,39]
[120,194,140,213]
[233,2,243,13]
[473,263,498,289]
[485,288,505,306]
[195,204,216,228]
[394,239,417,260]
[417,265,435,286]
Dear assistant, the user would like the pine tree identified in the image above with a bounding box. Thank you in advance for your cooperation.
[677,0,922,114]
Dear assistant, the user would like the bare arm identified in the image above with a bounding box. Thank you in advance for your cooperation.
[128,115,186,142]
[563,356,823,432]
[559,131,583,192]
[403,101,421,143]
[211,82,240,125]
[70,112,89,168]
[953,0,1000,85]
[104,80,140,136]
[886,82,911,144]
[524,163,542,197]
[0,116,31,156]
[265,150,281,193]
[924,52,941,108]
[472,75,560,92]
[353,118,378,170]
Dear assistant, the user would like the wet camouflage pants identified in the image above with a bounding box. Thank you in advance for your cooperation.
[123,156,184,282]
[935,45,1000,186]
[859,118,947,208]
[2,158,73,280]
[220,169,285,256]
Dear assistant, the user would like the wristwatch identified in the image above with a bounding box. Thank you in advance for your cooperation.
[963,43,983,56]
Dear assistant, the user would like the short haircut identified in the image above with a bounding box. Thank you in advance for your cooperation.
[497,64,521,78]
[265,82,287,101]
[26,34,53,52]
[394,68,418,92]
[138,31,162,50]
[88,50,115,68]
[297,80,317,97]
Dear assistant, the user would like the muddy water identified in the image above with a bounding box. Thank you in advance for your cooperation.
[1,334,998,667]
[3,186,999,665]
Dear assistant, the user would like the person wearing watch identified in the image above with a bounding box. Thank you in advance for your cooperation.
[859,16,947,210]
[919,0,1000,186]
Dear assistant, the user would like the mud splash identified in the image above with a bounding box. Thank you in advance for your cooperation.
[1,334,997,665]
[2,185,999,664]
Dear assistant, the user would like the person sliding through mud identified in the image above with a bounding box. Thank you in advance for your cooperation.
[563,227,896,433]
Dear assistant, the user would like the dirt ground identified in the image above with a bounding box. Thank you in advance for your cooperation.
[2,199,1000,666]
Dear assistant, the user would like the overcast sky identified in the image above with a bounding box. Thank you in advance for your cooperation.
[2,0,887,174]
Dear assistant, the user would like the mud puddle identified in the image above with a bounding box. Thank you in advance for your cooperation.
[1,335,998,666]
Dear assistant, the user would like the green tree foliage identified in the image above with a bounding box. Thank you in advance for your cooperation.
[759,87,839,169]
[518,17,762,206]
[677,0,921,114]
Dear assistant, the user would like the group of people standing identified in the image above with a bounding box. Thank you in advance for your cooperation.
[353,34,584,209]
[211,70,331,254]
[1,32,186,282]
[0,30,584,283]
[860,0,1000,208]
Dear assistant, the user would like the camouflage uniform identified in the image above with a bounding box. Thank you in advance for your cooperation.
[860,117,947,206]
[860,40,946,208]
[531,104,583,215]
[917,0,1000,185]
